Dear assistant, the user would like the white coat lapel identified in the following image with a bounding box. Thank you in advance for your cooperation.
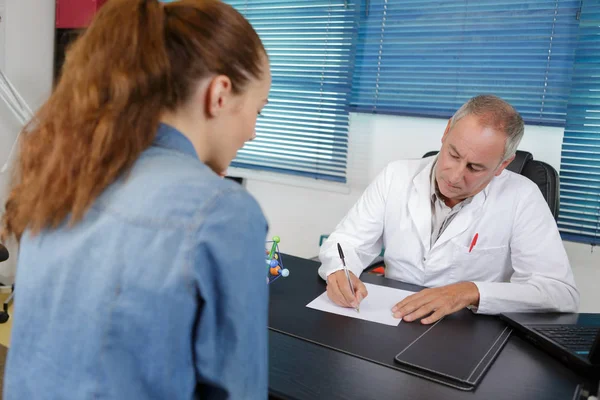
[431,187,488,251]
[408,160,435,252]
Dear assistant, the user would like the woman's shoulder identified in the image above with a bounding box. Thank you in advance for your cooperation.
[95,148,262,229]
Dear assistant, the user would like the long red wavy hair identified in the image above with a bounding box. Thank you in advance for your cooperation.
[1,0,265,241]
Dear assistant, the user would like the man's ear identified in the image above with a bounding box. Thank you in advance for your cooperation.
[205,75,233,118]
[495,154,515,176]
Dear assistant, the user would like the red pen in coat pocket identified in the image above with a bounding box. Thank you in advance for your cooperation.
[469,233,479,253]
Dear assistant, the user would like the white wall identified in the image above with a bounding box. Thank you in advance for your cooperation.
[564,241,600,313]
[0,0,54,280]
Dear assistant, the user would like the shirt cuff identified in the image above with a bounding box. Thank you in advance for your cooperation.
[318,263,362,282]
[471,281,496,315]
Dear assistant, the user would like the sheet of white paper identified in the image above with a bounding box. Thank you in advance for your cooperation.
[306,282,415,326]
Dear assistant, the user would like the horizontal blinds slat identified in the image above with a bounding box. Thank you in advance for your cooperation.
[558,220,599,230]
[245,140,348,155]
[257,123,348,136]
[562,175,600,183]
[557,225,600,237]
[222,0,357,182]
[364,2,581,13]
[234,156,347,172]
[560,203,600,213]
[230,162,346,183]
[352,66,575,73]
[237,151,348,166]
[560,200,600,210]
[236,151,345,167]
[560,211,600,221]
[259,112,349,124]
[559,218,599,230]
[258,122,348,135]
[359,19,578,27]
[233,160,346,175]
[352,46,577,53]
[561,186,600,196]
[353,56,576,63]
[357,30,578,38]
[561,178,600,186]
[247,138,348,151]
[235,151,347,166]
[560,213,600,223]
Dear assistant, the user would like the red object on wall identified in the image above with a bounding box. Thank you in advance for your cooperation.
[56,0,109,29]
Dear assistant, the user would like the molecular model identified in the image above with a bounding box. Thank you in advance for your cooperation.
[266,236,289,284]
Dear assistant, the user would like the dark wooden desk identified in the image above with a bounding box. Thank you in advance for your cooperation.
[268,255,587,400]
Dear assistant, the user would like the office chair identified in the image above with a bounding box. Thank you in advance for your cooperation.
[422,150,560,221]
[0,244,13,323]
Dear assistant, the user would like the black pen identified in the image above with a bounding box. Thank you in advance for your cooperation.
[337,243,359,313]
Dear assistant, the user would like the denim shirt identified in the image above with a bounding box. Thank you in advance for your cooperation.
[4,124,269,399]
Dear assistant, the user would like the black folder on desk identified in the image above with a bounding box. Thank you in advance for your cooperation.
[393,315,512,390]
[269,255,512,391]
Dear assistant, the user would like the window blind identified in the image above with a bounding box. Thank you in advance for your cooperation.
[226,1,359,182]
[351,0,581,126]
[557,1,600,245]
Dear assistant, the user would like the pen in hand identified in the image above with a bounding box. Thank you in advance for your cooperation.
[337,243,360,313]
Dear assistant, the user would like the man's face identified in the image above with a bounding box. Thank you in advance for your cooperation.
[435,114,514,204]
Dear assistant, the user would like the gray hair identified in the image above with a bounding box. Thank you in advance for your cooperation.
[449,95,524,162]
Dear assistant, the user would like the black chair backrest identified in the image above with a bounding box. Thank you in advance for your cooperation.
[0,244,8,263]
[506,151,533,174]
[521,159,560,221]
[422,150,560,221]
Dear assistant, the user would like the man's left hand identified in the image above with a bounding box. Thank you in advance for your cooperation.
[391,282,480,325]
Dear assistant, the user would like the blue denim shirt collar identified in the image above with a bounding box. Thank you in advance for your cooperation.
[153,123,197,159]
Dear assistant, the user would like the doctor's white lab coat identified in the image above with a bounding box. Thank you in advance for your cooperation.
[318,157,579,315]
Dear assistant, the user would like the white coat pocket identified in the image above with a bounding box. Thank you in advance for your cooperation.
[451,241,510,283]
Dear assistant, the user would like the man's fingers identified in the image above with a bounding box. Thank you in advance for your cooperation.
[326,276,350,307]
[337,275,358,307]
[353,275,368,299]
[421,308,446,325]
[403,302,438,322]
[393,293,435,319]
[392,289,429,312]
[327,271,357,308]
[327,282,349,307]
[391,284,476,322]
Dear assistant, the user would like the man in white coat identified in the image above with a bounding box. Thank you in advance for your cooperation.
[318,95,579,325]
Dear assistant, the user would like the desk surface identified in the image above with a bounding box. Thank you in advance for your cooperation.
[268,254,587,400]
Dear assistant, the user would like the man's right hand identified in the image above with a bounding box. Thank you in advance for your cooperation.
[326,270,368,308]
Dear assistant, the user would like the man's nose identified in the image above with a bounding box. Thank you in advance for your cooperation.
[448,163,466,184]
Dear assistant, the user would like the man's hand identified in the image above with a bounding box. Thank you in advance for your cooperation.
[326,270,368,309]
[392,282,480,324]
